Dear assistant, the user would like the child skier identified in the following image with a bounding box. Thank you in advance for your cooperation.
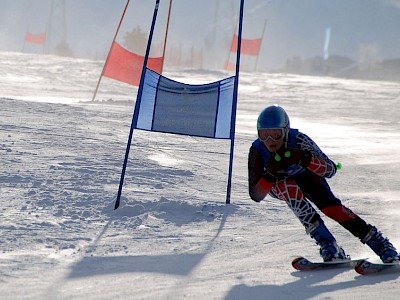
[248,104,399,263]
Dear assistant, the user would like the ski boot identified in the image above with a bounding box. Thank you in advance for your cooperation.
[362,226,399,263]
[309,221,349,262]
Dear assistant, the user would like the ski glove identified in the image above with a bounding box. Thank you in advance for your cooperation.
[263,148,312,182]
[263,155,286,181]
[275,147,312,168]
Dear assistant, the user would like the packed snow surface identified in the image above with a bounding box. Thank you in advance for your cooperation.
[1,52,400,299]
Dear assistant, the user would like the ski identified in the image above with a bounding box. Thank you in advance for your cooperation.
[292,256,363,271]
[354,259,400,275]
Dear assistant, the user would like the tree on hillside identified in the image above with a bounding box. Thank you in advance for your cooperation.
[123,26,147,54]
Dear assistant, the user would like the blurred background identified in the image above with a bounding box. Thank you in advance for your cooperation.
[2,0,400,80]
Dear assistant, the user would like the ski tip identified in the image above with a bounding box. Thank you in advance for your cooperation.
[292,256,306,262]
[292,256,306,264]
[354,259,368,269]
[354,260,384,275]
[291,257,308,270]
[354,259,399,275]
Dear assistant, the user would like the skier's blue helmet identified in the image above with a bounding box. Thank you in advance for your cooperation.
[257,105,290,130]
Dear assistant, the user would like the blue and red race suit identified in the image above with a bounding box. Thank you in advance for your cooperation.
[248,128,372,239]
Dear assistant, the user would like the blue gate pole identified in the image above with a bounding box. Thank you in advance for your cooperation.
[115,0,161,210]
[226,0,245,204]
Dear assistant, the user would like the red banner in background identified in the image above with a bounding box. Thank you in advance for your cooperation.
[230,34,262,56]
[225,60,235,71]
[103,42,163,86]
[25,32,46,44]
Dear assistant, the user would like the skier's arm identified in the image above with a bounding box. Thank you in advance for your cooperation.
[248,146,274,202]
[297,133,337,178]
[307,156,337,178]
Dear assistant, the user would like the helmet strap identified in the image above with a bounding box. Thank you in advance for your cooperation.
[284,127,289,148]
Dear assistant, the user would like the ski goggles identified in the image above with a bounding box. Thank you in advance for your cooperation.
[258,128,285,142]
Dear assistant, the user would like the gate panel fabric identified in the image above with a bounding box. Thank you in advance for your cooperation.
[136,68,235,139]
[103,42,163,86]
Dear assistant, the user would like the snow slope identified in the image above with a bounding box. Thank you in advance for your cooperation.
[1,51,400,299]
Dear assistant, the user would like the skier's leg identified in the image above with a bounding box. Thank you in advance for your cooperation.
[271,179,347,261]
[294,169,372,239]
[294,169,399,262]
[361,227,399,263]
[271,179,320,231]
[308,220,348,261]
